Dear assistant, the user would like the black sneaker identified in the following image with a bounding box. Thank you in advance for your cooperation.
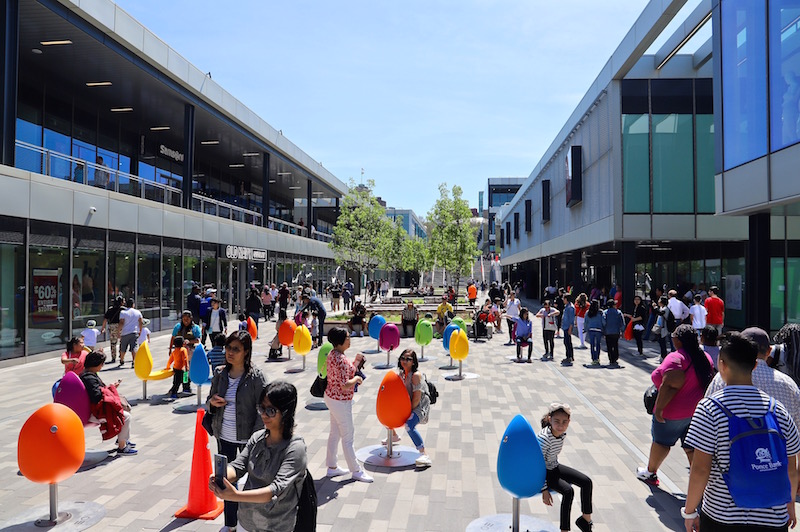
[561,358,573,366]
[575,516,593,532]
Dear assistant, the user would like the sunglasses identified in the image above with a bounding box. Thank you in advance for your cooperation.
[400,356,414,362]
[256,405,279,418]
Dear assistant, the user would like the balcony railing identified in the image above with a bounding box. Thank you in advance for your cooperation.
[267,216,308,237]
[15,140,182,207]
[191,194,263,226]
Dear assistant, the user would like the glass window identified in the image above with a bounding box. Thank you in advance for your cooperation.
[28,221,70,356]
[16,118,43,174]
[772,257,786,331]
[183,241,201,310]
[72,227,105,335]
[722,256,746,329]
[722,0,768,169]
[202,245,217,289]
[0,217,25,361]
[770,1,800,151]
[652,114,694,213]
[622,114,650,213]
[651,79,694,114]
[621,79,649,114]
[788,257,800,324]
[137,236,161,331]
[696,115,716,212]
[163,238,182,331]
[108,231,135,303]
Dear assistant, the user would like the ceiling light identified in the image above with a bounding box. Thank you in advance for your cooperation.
[637,243,660,248]
[229,163,245,168]
[312,191,324,195]
[289,186,301,190]
[277,172,292,176]
[242,152,260,157]
[86,81,112,87]
[150,125,170,131]
[200,140,219,145]
[110,107,133,112]
[600,250,618,254]
[40,40,73,46]
[31,49,42,55]
[268,180,276,183]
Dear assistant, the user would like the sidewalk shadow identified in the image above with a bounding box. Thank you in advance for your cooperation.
[643,484,686,532]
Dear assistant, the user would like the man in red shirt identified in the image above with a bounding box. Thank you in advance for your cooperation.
[704,285,725,335]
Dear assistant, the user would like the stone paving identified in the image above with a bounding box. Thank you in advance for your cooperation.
[0,297,693,531]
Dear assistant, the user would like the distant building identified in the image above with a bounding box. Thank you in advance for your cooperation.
[386,207,427,239]
[477,178,526,257]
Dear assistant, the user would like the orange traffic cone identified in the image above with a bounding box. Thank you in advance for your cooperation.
[175,409,224,519]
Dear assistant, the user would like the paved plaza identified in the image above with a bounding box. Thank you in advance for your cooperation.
[1,298,694,532]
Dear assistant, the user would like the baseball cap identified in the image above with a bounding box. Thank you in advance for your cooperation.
[741,327,771,352]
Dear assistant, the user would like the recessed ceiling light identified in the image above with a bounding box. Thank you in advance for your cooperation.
[242,152,260,157]
[86,81,112,87]
[600,250,618,254]
[277,172,292,176]
[268,180,276,183]
[288,186,301,190]
[40,40,73,46]
[200,140,219,145]
[110,107,133,112]
[150,126,170,131]
[229,163,245,168]
[31,48,43,54]
[312,191,324,195]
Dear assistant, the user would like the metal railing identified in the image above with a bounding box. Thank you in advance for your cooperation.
[191,194,263,226]
[310,227,333,242]
[15,140,183,207]
[267,216,308,237]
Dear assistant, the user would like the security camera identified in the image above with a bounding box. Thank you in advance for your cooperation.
[89,206,97,214]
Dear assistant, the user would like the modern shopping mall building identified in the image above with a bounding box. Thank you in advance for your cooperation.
[0,0,346,363]
[498,0,800,334]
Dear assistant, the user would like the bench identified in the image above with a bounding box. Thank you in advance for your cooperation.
[133,341,174,400]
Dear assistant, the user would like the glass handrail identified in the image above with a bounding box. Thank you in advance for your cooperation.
[191,193,263,226]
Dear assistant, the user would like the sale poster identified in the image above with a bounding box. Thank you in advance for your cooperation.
[32,269,60,324]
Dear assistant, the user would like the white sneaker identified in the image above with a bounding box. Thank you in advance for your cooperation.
[359,331,364,337]
[415,454,432,467]
[326,466,349,478]
[351,470,374,483]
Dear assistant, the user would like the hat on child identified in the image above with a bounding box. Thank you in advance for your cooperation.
[86,319,97,328]
[142,318,151,326]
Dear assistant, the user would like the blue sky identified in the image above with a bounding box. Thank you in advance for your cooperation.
[116,0,651,217]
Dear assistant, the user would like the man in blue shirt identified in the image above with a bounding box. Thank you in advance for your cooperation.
[602,300,625,368]
[300,291,327,346]
[561,294,576,366]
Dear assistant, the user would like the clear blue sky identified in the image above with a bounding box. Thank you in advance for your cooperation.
[115,0,651,217]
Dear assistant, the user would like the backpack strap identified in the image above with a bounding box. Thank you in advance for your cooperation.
[708,397,735,419]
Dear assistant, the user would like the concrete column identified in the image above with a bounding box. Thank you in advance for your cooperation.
[262,152,270,228]
[620,242,636,314]
[306,180,313,237]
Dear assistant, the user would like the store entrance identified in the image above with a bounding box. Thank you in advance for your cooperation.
[220,260,247,314]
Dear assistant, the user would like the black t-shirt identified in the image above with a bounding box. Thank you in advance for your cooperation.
[104,305,123,324]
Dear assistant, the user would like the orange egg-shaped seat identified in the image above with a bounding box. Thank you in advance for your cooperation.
[279,320,297,347]
[247,317,258,341]
[375,371,412,429]
[18,403,85,484]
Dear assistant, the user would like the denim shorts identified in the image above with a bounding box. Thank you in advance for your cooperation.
[651,416,692,448]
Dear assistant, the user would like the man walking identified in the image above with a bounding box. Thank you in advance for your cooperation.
[118,298,143,367]
[561,294,576,366]
[704,285,725,335]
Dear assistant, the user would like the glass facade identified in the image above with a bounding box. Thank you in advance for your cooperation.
[720,0,768,169]
[769,1,800,152]
[0,219,25,361]
[621,79,715,214]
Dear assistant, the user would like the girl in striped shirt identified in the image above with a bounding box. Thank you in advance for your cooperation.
[537,403,594,532]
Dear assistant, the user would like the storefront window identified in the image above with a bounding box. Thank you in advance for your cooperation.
[652,114,694,213]
[72,227,105,334]
[202,245,217,289]
[0,218,25,361]
[163,238,182,331]
[108,231,135,302]
[696,115,716,212]
[787,257,800,324]
[138,236,161,331]
[769,1,800,151]
[771,257,786,331]
[28,221,70,356]
[721,0,768,169]
[622,114,650,213]
[183,241,201,309]
[722,256,746,329]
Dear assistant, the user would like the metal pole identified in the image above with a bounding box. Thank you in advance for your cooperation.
[49,483,57,522]
[386,427,393,457]
[196,385,202,406]
[386,348,391,367]
[288,346,292,361]
[511,497,520,532]
[302,355,306,371]
[459,360,463,379]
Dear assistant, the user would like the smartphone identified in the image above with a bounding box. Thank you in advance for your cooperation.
[214,453,228,490]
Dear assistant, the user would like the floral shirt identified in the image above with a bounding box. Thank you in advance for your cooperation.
[325,349,356,401]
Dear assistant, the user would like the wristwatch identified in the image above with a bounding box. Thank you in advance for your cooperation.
[680,507,699,519]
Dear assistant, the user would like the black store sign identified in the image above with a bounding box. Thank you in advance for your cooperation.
[222,245,267,262]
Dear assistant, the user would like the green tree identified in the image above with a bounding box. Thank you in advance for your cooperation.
[427,183,478,295]
[378,215,406,286]
[330,179,388,293]
[401,236,432,287]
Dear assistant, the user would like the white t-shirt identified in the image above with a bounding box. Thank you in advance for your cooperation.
[119,307,143,336]
[209,309,221,333]
[137,327,151,346]
[221,375,246,444]
[81,327,100,347]
[688,304,707,330]
[506,299,521,319]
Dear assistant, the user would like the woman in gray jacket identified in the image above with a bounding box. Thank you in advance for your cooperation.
[207,330,267,532]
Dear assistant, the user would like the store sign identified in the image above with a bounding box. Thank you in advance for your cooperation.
[225,245,267,262]
[32,269,60,323]
[160,144,185,163]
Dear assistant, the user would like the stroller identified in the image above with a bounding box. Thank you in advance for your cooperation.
[471,308,493,342]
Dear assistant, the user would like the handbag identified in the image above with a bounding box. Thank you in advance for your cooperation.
[643,384,658,415]
[201,407,214,436]
[310,376,327,398]
[651,323,662,336]
[624,320,634,341]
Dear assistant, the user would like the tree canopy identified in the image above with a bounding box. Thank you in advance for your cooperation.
[330,179,389,277]
[426,184,478,289]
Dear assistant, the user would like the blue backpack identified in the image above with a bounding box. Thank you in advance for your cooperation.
[710,397,791,508]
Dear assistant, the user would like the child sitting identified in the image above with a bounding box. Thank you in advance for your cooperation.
[238,312,248,332]
[80,351,136,455]
[165,336,188,399]
[81,319,100,351]
[207,333,227,368]
[310,310,319,348]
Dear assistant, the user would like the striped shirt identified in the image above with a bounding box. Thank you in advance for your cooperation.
[685,386,800,527]
[706,359,800,425]
[220,375,246,444]
[537,425,566,471]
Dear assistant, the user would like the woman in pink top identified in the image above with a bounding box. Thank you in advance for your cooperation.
[61,336,88,375]
[636,324,714,486]
[324,327,373,483]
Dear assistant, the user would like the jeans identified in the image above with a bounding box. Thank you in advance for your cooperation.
[324,396,363,474]
[248,312,260,335]
[543,330,555,355]
[506,318,515,342]
[168,369,184,395]
[587,330,602,361]
[516,337,532,359]
[657,335,668,358]
[546,464,593,532]
[605,334,620,363]
[633,328,644,354]
[563,330,573,359]
[217,439,245,527]
[405,411,424,449]
[643,311,657,341]
[576,316,585,346]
